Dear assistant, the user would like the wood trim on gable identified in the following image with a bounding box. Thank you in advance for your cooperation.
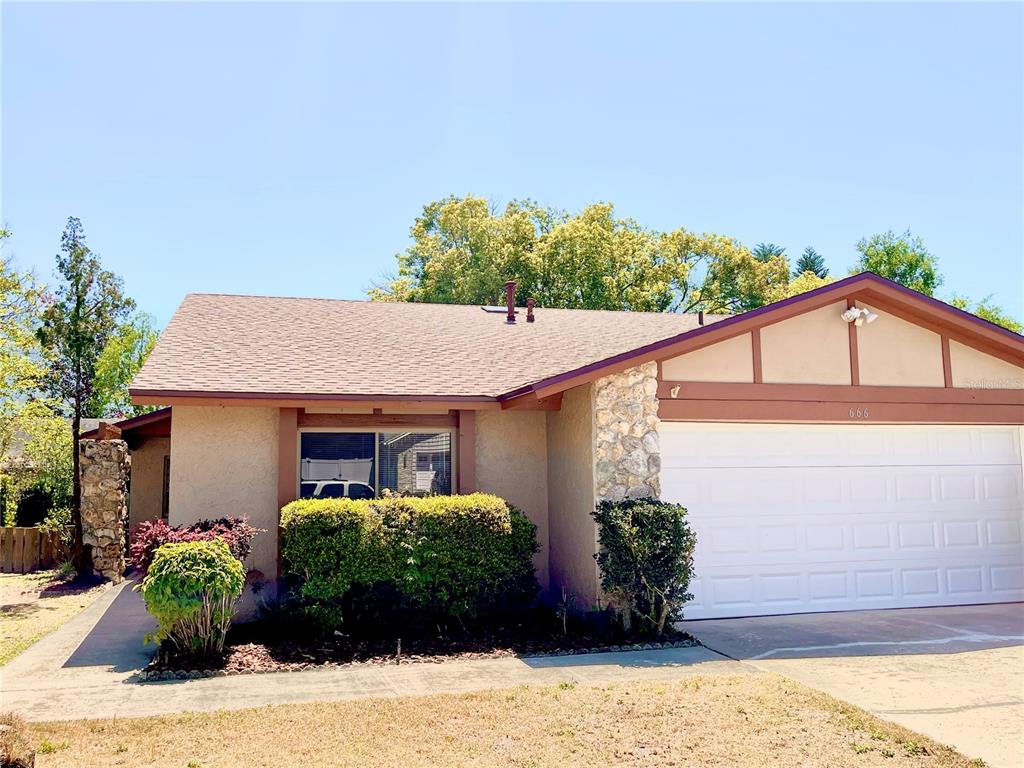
[941,336,953,388]
[847,299,860,386]
[659,398,1024,424]
[751,328,763,385]
[657,382,1024,424]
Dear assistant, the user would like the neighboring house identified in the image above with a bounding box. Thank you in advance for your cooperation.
[104,273,1023,619]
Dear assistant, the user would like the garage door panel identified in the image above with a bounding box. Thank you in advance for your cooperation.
[685,558,1024,619]
[689,510,1022,568]
[669,467,1022,517]
[663,423,1024,619]
[662,424,1022,469]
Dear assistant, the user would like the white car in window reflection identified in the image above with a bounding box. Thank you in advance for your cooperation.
[300,480,375,500]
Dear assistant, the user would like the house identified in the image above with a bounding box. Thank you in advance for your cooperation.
[109,273,1024,619]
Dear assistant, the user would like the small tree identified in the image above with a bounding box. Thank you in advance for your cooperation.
[592,498,697,637]
[37,217,135,576]
[793,246,829,279]
[139,539,245,659]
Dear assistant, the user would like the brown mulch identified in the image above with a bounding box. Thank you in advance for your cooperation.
[142,622,697,679]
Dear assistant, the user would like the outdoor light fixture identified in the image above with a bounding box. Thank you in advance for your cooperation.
[841,307,879,326]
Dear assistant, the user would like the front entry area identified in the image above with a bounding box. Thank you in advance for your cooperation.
[661,423,1024,620]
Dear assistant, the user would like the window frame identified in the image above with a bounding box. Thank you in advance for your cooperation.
[296,426,458,499]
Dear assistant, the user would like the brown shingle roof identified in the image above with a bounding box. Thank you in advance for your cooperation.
[131,294,721,400]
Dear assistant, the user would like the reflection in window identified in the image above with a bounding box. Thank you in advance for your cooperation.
[299,432,374,499]
[298,431,452,498]
[378,432,452,496]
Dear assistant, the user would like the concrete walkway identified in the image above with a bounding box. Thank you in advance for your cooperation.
[685,604,1024,768]
[1,581,751,722]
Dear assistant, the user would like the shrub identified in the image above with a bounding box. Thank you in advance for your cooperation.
[592,497,697,637]
[138,539,245,659]
[0,711,34,768]
[280,493,539,631]
[129,517,263,573]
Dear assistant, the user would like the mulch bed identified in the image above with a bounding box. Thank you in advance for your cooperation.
[141,623,698,681]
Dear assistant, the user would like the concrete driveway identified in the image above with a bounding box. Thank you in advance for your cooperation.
[685,603,1024,768]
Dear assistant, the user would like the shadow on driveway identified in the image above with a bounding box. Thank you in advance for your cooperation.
[683,603,1024,660]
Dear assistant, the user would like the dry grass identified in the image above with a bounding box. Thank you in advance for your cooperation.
[0,569,108,666]
[30,675,983,768]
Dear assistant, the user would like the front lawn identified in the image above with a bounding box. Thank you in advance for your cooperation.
[0,569,108,666]
[29,676,982,768]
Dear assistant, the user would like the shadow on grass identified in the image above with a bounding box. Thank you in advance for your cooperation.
[0,602,41,618]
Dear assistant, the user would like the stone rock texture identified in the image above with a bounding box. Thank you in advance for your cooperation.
[593,362,661,502]
[80,439,131,583]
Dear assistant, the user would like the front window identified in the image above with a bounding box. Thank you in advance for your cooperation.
[299,430,453,498]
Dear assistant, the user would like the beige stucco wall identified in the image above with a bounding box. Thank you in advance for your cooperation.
[169,406,280,580]
[761,301,852,385]
[857,303,944,387]
[128,437,169,532]
[546,384,599,608]
[475,409,550,593]
[949,340,1024,389]
[661,333,754,382]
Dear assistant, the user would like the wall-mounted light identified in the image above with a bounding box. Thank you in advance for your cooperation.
[841,307,879,326]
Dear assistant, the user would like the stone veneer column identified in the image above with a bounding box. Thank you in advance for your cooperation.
[80,438,131,583]
[593,361,661,502]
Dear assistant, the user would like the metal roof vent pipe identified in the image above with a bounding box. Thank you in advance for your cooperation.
[505,280,517,324]
[526,297,536,323]
[698,310,704,326]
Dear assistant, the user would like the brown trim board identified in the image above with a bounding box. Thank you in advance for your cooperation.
[847,298,860,386]
[297,411,459,428]
[657,381,1024,406]
[660,398,1024,424]
[751,328,763,384]
[941,336,953,388]
[457,410,477,493]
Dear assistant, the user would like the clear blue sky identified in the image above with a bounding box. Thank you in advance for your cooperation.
[2,2,1022,328]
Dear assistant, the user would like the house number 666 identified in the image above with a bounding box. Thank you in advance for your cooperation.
[849,407,870,419]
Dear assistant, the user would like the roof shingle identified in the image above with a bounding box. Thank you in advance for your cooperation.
[131,294,720,400]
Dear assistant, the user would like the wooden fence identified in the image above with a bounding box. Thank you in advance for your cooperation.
[0,528,66,573]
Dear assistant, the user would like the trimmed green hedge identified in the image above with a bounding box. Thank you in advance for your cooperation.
[280,493,539,629]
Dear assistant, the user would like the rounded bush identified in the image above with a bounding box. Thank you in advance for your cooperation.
[139,539,245,659]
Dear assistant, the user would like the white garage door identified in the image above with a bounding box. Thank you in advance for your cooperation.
[661,423,1024,620]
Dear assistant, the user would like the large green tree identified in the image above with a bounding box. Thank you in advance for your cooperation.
[88,312,158,418]
[36,217,135,575]
[370,196,798,314]
[853,230,941,296]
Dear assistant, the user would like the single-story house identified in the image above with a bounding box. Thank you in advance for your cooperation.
[104,272,1024,619]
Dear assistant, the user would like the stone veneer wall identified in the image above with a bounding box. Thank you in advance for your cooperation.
[593,361,661,502]
[80,439,131,583]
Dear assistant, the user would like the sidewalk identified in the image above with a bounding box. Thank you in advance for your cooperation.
[1,581,751,722]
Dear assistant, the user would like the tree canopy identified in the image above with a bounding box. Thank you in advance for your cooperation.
[88,312,159,418]
[852,230,942,296]
[370,197,826,314]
